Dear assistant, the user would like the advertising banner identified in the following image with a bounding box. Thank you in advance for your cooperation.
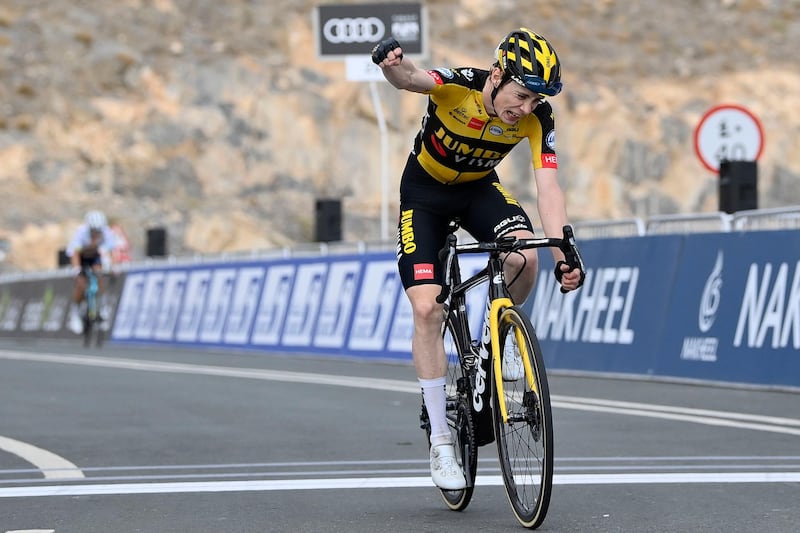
[525,235,684,375]
[655,231,800,387]
[0,273,124,340]
[5,229,798,389]
[314,2,425,58]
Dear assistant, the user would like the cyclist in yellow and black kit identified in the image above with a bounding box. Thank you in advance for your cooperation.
[373,28,585,490]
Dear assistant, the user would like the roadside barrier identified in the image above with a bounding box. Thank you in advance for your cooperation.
[2,229,798,389]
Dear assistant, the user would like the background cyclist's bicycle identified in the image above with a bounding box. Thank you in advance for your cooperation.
[81,267,105,348]
[420,222,584,529]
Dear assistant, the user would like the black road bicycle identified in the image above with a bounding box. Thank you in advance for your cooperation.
[420,222,584,529]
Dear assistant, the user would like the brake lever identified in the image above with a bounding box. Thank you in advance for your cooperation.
[558,225,586,293]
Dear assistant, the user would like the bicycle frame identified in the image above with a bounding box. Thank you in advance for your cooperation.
[85,268,99,319]
[438,227,583,424]
[432,223,582,527]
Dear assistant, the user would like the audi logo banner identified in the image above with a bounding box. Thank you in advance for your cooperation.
[314,3,425,58]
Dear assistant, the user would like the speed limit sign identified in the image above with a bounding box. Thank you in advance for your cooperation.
[693,104,764,173]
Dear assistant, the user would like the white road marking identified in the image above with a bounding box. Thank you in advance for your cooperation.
[551,400,800,436]
[0,350,420,392]
[1,472,799,498]
[0,436,84,480]
[6,530,55,533]
[553,396,800,426]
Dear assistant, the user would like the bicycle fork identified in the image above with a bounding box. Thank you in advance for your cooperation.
[479,282,537,425]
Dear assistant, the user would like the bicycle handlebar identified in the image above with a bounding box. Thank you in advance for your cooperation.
[435,225,585,304]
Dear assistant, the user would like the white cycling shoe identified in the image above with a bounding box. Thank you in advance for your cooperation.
[502,342,525,381]
[430,443,467,490]
[68,312,83,335]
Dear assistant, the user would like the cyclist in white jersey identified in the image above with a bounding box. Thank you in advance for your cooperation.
[65,210,117,334]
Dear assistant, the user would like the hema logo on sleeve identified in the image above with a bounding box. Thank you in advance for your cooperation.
[315,3,424,57]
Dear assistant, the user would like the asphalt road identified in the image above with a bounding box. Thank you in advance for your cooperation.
[0,339,798,532]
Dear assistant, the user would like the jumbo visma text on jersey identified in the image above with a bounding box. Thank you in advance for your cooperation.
[412,67,557,185]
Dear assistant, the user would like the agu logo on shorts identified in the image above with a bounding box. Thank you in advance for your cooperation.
[414,263,434,280]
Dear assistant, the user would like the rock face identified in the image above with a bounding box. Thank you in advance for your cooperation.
[1,0,799,272]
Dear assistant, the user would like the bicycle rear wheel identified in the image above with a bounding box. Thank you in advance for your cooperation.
[492,305,553,529]
[421,314,477,511]
[94,319,105,348]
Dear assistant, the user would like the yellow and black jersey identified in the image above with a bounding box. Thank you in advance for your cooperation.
[412,67,557,184]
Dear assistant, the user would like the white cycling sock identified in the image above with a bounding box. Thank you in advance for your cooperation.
[70,302,80,316]
[420,376,451,447]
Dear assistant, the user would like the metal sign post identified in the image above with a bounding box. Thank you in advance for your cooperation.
[314,3,427,242]
[369,78,390,241]
[344,56,390,240]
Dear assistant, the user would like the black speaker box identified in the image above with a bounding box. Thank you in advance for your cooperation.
[146,227,167,257]
[315,199,342,242]
[719,160,758,214]
[57,248,70,267]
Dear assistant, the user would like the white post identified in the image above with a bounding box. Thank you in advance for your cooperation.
[369,79,390,241]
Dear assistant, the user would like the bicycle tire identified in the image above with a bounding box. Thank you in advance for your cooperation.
[94,324,104,348]
[82,315,92,348]
[421,314,477,511]
[492,305,553,529]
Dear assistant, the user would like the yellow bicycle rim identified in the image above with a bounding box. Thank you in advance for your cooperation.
[490,298,513,423]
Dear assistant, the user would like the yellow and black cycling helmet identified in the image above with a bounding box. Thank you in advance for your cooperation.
[495,28,562,97]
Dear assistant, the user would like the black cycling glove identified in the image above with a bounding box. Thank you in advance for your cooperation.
[371,37,403,65]
[554,260,586,290]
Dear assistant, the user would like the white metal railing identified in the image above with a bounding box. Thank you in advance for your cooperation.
[732,206,800,231]
[644,212,733,235]
[573,218,646,238]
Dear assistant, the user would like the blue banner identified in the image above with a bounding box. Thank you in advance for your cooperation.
[655,231,800,388]
[6,229,796,389]
[524,235,684,375]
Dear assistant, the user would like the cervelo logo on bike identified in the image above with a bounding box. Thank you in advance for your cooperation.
[323,17,385,44]
[472,296,493,412]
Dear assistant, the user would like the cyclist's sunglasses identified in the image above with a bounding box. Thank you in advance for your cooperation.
[515,74,562,96]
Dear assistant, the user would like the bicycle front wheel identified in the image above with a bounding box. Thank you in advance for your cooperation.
[492,305,553,529]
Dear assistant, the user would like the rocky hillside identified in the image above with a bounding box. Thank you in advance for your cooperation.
[1,0,799,272]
